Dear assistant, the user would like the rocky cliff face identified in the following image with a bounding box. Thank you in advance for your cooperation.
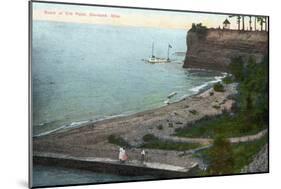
[183,29,268,71]
[241,144,269,173]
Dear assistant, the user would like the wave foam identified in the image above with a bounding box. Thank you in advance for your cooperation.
[189,74,227,93]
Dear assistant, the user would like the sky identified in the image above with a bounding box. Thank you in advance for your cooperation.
[32,2,252,30]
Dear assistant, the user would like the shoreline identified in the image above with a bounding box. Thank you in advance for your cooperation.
[33,83,238,174]
[33,73,226,138]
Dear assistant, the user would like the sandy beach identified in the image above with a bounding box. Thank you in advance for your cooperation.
[33,83,238,169]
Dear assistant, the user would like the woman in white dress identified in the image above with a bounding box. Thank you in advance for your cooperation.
[118,147,128,163]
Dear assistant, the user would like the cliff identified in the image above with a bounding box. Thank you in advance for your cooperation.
[241,144,268,173]
[183,29,268,71]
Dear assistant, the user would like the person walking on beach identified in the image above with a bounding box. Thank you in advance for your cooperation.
[141,149,146,163]
[119,147,124,162]
[119,147,128,163]
[122,148,128,162]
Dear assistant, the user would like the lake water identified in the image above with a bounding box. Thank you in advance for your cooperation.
[32,21,224,136]
[33,164,155,187]
[32,21,225,186]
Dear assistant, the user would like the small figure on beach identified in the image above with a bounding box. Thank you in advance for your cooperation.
[141,149,146,163]
[118,147,128,163]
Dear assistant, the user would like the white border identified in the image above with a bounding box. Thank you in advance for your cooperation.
[0,0,280,189]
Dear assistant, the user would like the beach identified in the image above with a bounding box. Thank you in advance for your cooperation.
[33,83,238,171]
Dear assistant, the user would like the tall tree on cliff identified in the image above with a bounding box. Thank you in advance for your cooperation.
[249,16,253,31]
[257,16,265,31]
[229,15,241,30]
[254,16,257,31]
[264,17,268,31]
[242,16,245,30]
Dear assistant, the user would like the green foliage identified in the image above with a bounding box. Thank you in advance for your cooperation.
[213,82,225,92]
[142,134,157,142]
[207,135,234,175]
[176,55,268,138]
[256,16,266,31]
[141,134,202,151]
[108,134,131,148]
[190,23,208,39]
[229,56,244,82]
[200,136,267,174]
[222,75,235,84]
[179,55,268,175]
[239,56,269,125]
[228,55,269,126]
[175,113,266,138]
[190,23,208,31]
[230,135,267,172]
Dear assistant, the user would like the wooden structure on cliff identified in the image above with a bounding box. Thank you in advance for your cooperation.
[223,19,231,29]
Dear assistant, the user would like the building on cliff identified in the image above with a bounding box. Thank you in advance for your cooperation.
[223,19,231,29]
[183,29,268,71]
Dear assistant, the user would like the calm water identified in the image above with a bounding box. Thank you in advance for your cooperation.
[32,21,225,185]
[32,21,224,136]
[33,165,155,187]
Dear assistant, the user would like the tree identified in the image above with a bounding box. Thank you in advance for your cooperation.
[257,16,265,31]
[240,56,269,125]
[242,16,245,30]
[229,15,241,30]
[254,16,257,31]
[264,17,268,31]
[249,16,252,31]
[190,23,208,39]
[208,135,234,175]
[229,56,244,81]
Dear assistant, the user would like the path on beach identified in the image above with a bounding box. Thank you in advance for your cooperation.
[154,129,268,145]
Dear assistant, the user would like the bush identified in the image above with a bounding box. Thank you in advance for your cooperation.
[207,135,234,175]
[142,134,202,151]
[200,136,267,174]
[174,113,266,138]
[142,134,157,142]
[222,75,235,84]
[157,125,163,130]
[212,105,220,109]
[213,82,225,92]
[189,109,198,115]
[190,23,208,39]
[108,135,131,148]
[229,56,244,81]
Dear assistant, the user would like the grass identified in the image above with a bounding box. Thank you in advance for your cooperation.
[199,135,268,174]
[108,134,131,148]
[175,113,267,138]
[141,134,202,151]
[143,134,157,142]
[230,136,268,172]
[222,76,235,84]
[213,82,225,92]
